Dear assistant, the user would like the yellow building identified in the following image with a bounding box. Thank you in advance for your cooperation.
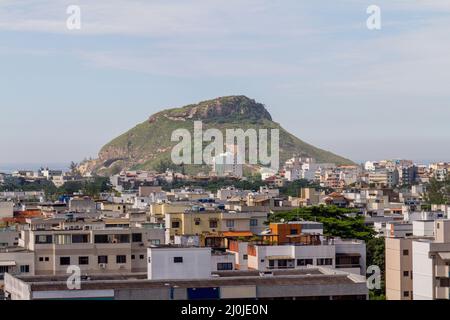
[165,209,222,244]
[149,203,192,223]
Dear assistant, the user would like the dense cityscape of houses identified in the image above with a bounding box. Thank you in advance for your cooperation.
[0,157,449,300]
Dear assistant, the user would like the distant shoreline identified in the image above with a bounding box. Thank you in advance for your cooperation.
[0,163,69,174]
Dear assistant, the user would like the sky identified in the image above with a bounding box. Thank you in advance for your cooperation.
[1,0,450,167]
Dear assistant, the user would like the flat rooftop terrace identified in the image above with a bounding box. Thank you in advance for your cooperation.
[9,268,365,292]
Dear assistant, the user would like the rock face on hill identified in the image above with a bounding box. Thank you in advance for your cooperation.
[81,96,353,176]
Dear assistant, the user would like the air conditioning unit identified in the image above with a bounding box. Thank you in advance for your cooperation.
[99,263,107,269]
[259,271,274,277]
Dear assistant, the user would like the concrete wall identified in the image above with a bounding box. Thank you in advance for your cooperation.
[0,230,19,247]
[0,201,13,219]
[148,247,211,280]
[412,241,434,300]
[385,237,413,300]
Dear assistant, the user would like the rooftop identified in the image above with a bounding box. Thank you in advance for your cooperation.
[10,268,366,292]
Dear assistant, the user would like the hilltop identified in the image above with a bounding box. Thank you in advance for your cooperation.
[80,96,353,176]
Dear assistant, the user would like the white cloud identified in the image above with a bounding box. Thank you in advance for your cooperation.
[0,0,310,36]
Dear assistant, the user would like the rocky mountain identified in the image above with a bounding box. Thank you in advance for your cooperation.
[81,96,353,176]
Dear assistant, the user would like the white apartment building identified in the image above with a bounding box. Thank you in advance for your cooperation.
[147,246,212,280]
[0,247,35,282]
[229,238,366,275]
[412,220,450,300]
[17,217,165,275]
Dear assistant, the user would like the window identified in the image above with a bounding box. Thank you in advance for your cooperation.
[250,219,258,227]
[35,235,52,244]
[132,233,143,243]
[290,229,299,235]
[116,234,130,243]
[226,220,235,228]
[55,234,71,245]
[403,250,409,256]
[60,257,71,266]
[45,257,49,262]
[217,263,233,271]
[172,221,180,228]
[297,259,313,266]
[403,271,409,277]
[150,239,161,245]
[39,257,44,262]
[140,255,144,260]
[209,220,218,228]
[95,234,130,244]
[78,256,89,265]
[403,291,410,298]
[116,255,127,264]
[94,235,109,244]
[317,258,333,266]
[131,255,136,260]
[98,256,108,264]
[174,257,183,263]
[72,234,89,243]
[20,265,30,273]
[243,255,248,261]
[278,260,288,268]
[269,260,275,268]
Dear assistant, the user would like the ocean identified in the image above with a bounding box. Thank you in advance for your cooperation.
[0,163,69,174]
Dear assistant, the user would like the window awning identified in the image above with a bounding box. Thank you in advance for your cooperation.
[336,253,362,257]
[0,261,16,267]
[266,256,295,260]
[438,252,450,261]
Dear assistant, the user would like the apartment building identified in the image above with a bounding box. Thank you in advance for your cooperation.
[368,170,399,188]
[228,236,366,276]
[0,229,20,248]
[386,220,450,300]
[385,222,413,238]
[164,207,267,245]
[385,237,415,300]
[150,202,192,224]
[4,266,369,300]
[299,188,322,206]
[17,216,164,275]
[412,220,450,300]
[0,247,34,282]
[263,222,324,245]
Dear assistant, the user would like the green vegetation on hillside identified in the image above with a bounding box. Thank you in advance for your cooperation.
[90,96,353,175]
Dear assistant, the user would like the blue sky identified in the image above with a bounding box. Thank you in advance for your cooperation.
[1,0,450,166]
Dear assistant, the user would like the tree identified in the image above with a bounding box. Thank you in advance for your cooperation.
[366,237,386,300]
[424,177,450,205]
[69,161,79,175]
[154,159,178,174]
[269,205,375,242]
